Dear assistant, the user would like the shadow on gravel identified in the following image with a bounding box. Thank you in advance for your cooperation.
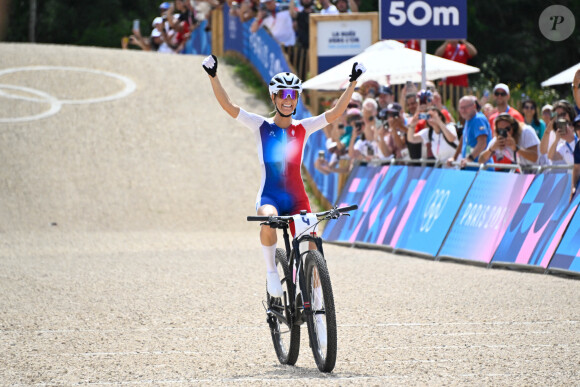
[263,364,370,380]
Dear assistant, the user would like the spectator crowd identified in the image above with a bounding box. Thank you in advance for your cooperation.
[314,69,580,199]
[119,1,580,199]
[121,0,219,53]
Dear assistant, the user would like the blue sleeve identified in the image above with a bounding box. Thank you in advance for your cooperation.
[574,141,580,164]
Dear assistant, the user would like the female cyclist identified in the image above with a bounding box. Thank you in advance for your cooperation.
[202,54,365,297]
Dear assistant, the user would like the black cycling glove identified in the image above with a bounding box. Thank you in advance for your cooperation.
[349,62,366,82]
[202,54,218,78]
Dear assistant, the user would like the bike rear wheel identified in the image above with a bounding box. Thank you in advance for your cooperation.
[267,248,300,365]
[304,249,337,372]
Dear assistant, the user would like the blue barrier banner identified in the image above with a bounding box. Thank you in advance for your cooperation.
[353,166,432,247]
[303,130,340,204]
[395,168,476,256]
[222,5,311,119]
[380,0,467,40]
[491,171,572,268]
[438,171,534,263]
[547,191,580,274]
[183,20,211,55]
[322,164,388,243]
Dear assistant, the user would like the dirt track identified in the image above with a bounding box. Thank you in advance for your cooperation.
[0,44,579,385]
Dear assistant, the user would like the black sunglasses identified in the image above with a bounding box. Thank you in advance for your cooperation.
[494,91,507,97]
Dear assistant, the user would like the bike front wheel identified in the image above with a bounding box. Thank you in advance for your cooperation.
[304,249,337,372]
[267,248,301,365]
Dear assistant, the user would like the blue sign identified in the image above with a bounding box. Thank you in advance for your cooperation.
[380,0,467,40]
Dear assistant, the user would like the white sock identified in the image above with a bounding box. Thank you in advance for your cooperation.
[262,243,277,273]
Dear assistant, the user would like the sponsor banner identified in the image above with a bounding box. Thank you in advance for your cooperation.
[322,164,388,243]
[183,20,211,55]
[547,191,580,274]
[491,171,572,268]
[353,166,433,247]
[438,171,534,263]
[395,168,476,256]
[380,0,467,40]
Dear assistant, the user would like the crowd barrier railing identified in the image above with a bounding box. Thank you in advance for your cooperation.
[322,161,580,277]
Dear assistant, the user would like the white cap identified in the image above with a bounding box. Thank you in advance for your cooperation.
[541,104,553,112]
[351,91,363,103]
[493,83,510,95]
[152,17,163,27]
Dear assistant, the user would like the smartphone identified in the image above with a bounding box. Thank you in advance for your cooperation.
[132,19,140,31]
[318,150,325,159]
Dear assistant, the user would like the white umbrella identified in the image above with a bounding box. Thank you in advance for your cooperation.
[541,62,580,87]
[303,40,480,90]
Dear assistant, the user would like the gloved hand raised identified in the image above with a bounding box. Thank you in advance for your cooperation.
[349,62,366,82]
[202,54,218,78]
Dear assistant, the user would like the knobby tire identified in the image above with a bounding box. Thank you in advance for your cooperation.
[304,249,337,372]
[268,248,300,365]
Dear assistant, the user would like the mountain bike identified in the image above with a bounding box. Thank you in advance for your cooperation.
[247,204,358,373]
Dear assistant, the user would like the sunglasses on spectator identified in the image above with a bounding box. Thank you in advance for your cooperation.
[494,91,507,97]
[523,105,534,110]
[347,103,360,108]
[276,89,298,100]
[496,124,512,131]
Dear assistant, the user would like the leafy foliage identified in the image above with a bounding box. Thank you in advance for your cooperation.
[4,0,580,103]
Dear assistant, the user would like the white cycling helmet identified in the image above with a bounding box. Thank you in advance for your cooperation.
[269,72,302,96]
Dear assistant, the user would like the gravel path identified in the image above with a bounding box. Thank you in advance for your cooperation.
[0,44,578,385]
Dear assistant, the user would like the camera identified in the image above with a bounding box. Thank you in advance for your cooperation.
[231,1,240,8]
[355,121,363,131]
[555,118,567,132]
[497,129,508,138]
[419,113,428,120]
[318,150,325,159]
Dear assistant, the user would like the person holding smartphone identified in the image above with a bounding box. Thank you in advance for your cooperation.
[548,117,578,165]
[540,100,577,165]
[479,113,540,168]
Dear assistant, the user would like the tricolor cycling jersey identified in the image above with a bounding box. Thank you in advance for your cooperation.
[236,108,329,215]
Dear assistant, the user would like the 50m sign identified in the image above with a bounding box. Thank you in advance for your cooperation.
[380,0,467,40]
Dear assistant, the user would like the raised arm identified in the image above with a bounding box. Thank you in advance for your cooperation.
[202,55,241,119]
[324,62,366,123]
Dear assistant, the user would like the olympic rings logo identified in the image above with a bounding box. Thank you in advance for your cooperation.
[0,66,136,123]
[419,188,450,232]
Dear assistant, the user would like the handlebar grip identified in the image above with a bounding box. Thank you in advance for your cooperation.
[247,216,270,222]
[338,204,358,213]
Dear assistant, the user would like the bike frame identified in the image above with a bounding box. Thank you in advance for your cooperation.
[248,205,357,329]
[268,223,324,328]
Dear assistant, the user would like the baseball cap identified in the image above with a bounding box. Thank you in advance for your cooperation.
[493,83,510,95]
[350,92,363,104]
[346,108,361,116]
[378,85,393,95]
[326,140,338,150]
[541,104,553,113]
[385,102,402,113]
[152,16,163,27]
[159,2,170,9]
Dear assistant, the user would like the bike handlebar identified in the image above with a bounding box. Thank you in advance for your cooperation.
[247,204,358,222]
